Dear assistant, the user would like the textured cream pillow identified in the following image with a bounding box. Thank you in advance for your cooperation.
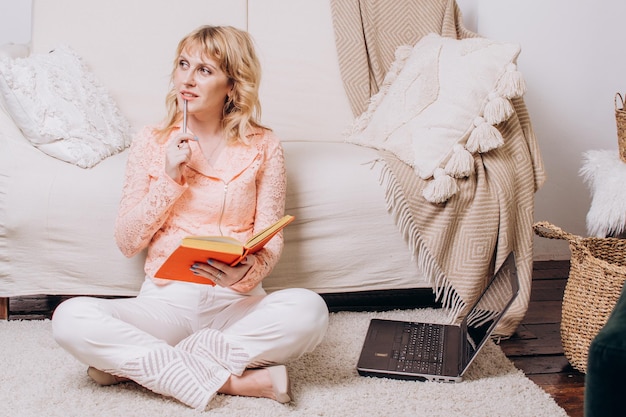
[0,45,131,168]
[347,33,525,203]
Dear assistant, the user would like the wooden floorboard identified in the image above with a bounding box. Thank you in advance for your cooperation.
[500,260,585,417]
[528,373,585,417]
[6,260,583,416]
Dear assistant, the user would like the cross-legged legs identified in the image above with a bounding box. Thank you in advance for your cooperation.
[52,278,328,410]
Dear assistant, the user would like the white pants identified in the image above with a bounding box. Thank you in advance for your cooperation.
[52,278,329,409]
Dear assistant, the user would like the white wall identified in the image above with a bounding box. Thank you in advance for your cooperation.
[456,0,477,32]
[1,0,620,261]
[0,0,31,44]
[475,0,626,259]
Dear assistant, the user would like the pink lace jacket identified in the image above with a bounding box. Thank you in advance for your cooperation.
[114,125,287,293]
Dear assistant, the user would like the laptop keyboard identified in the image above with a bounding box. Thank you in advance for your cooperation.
[392,323,445,374]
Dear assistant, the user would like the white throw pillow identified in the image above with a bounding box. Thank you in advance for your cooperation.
[0,45,131,168]
[347,33,525,203]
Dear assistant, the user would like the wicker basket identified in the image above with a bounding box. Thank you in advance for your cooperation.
[615,93,626,162]
[533,221,626,373]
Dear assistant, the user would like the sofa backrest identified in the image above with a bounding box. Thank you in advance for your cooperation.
[30,0,354,142]
[248,0,354,142]
[30,0,247,130]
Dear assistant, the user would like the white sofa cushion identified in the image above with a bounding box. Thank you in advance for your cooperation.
[264,141,428,293]
[248,0,354,142]
[0,101,146,296]
[0,45,132,168]
[30,0,248,131]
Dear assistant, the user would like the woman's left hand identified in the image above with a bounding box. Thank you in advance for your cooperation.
[190,255,254,287]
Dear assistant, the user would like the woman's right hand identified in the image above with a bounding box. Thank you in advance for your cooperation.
[165,132,195,184]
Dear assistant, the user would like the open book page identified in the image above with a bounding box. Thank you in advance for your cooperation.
[181,235,242,252]
[245,214,295,251]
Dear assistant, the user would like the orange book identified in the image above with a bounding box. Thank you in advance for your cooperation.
[155,215,295,285]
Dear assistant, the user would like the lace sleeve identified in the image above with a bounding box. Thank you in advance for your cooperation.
[114,127,187,257]
[231,131,287,292]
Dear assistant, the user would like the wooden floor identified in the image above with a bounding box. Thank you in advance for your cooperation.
[6,260,583,416]
[500,260,584,417]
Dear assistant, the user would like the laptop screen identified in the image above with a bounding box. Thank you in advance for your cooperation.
[461,253,519,363]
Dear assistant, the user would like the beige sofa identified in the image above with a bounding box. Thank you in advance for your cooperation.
[0,0,436,318]
[0,0,543,337]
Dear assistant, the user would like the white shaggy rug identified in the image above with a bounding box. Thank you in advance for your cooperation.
[0,308,567,417]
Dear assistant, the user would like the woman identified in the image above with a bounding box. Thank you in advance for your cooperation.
[52,25,329,410]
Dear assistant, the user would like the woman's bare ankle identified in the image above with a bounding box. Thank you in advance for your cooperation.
[219,368,275,400]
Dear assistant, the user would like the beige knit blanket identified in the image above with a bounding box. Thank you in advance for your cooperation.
[330,0,546,336]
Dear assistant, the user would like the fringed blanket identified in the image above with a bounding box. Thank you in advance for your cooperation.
[330,0,546,336]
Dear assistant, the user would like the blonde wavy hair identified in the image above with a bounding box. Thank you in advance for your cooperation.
[155,25,267,143]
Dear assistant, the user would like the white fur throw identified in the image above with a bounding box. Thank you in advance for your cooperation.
[346,33,525,203]
[580,149,626,236]
[0,45,131,168]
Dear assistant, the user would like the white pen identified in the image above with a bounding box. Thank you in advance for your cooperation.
[183,99,188,134]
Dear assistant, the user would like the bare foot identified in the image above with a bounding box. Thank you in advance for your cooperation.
[87,367,130,386]
[219,365,291,403]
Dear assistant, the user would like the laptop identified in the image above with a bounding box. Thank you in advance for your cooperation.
[356,252,519,382]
